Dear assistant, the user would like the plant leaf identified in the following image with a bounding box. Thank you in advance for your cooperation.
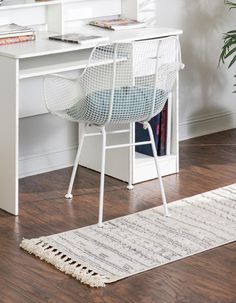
[225,46,236,58]
[228,54,236,68]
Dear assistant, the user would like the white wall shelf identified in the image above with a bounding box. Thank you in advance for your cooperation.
[0,0,61,10]
[19,49,92,79]
[19,49,128,79]
[0,0,144,34]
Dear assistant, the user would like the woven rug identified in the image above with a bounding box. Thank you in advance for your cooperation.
[20,183,236,287]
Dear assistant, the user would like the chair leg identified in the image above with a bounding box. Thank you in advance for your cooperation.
[65,127,85,199]
[145,122,169,217]
[98,127,106,227]
[127,122,134,190]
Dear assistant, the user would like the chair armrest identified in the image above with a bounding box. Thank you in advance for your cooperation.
[46,73,80,82]
[44,74,84,113]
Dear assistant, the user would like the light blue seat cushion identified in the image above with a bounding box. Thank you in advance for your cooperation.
[63,86,168,125]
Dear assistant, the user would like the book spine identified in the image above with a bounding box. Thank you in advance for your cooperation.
[135,122,151,156]
[0,35,35,46]
[166,94,172,155]
[135,113,161,157]
[158,101,168,156]
[90,22,112,30]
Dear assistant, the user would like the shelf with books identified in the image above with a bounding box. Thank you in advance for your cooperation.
[135,101,169,158]
[0,1,63,35]
[132,96,177,183]
[0,0,141,36]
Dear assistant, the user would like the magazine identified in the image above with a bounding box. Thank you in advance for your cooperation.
[0,31,35,39]
[0,35,35,46]
[89,18,146,31]
[0,23,36,46]
[0,23,35,36]
[49,33,108,45]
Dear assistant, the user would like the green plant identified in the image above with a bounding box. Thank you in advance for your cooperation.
[219,0,236,92]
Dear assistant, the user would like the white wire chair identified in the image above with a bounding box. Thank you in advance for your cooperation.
[44,36,184,227]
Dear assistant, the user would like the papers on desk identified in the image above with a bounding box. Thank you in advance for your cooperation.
[49,34,109,45]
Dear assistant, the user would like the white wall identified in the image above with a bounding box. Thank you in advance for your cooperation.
[19,0,236,177]
[156,0,236,140]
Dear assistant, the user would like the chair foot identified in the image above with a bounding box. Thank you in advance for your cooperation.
[127,184,134,190]
[98,222,104,228]
[65,193,73,199]
[164,206,170,217]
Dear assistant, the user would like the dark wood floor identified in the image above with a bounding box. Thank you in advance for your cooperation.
[1,129,236,303]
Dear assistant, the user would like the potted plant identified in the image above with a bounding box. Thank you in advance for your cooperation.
[219,0,236,92]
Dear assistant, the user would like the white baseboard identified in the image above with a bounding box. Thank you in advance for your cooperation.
[179,111,236,141]
[19,146,77,178]
[19,111,236,178]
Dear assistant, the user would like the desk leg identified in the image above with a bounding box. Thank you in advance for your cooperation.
[171,70,179,173]
[0,56,19,215]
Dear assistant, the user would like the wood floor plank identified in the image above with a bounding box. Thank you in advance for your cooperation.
[0,129,236,303]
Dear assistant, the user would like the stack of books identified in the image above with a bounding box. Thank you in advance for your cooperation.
[135,101,170,157]
[0,23,36,46]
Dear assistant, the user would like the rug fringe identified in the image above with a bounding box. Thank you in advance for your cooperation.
[20,238,108,288]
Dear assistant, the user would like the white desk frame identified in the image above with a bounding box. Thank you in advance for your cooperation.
[0,0,182,216]
[0,27,182,215]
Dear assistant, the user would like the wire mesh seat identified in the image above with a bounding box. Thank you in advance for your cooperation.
[44,36,184,227]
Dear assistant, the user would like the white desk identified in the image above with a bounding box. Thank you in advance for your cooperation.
[0,27,182,215]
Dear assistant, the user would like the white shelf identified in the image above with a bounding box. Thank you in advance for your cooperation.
[19,48,128,79]
[19,48,91,78]
[133,152,178,183]
[134,152,175,167]
[0,0,61,10]
[0,0,121,34]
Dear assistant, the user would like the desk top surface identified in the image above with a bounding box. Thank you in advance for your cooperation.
[0,27,183,59]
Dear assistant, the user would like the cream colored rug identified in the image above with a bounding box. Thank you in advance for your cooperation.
[20,183,236,287]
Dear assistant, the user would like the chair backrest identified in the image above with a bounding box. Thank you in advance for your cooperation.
[44,37,183,125]
[79,36,183,125]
